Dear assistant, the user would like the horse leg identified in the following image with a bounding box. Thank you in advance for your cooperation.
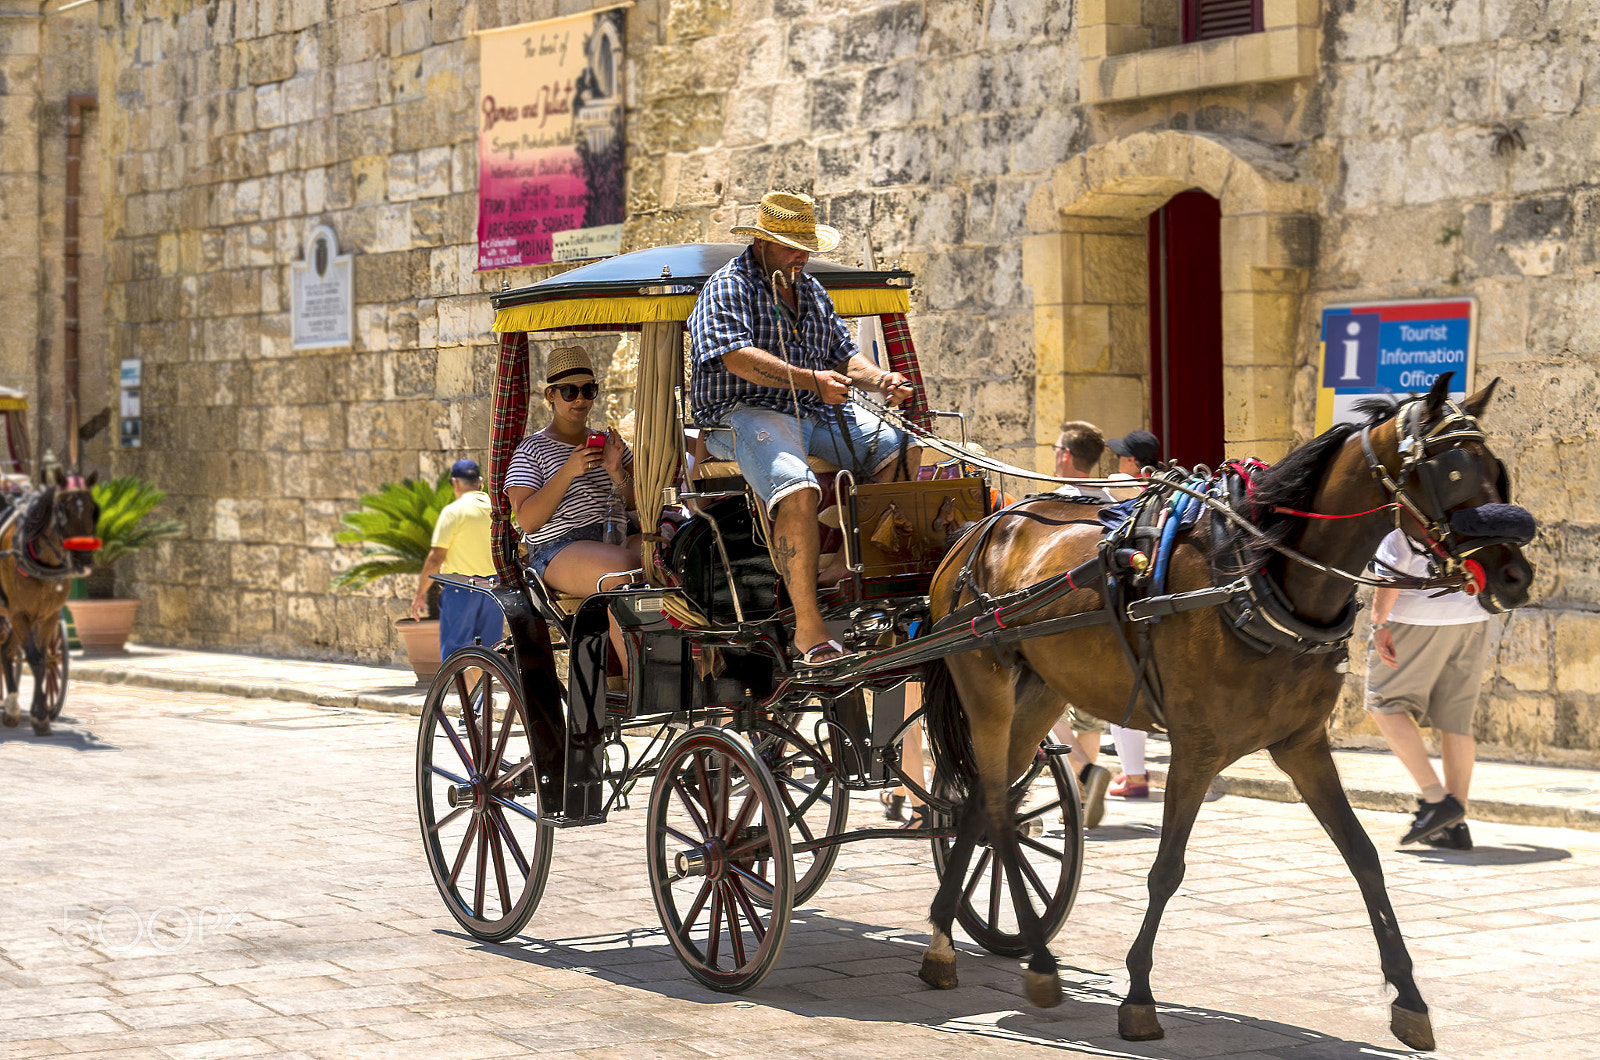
[1119,752,1219,1041]
[22,623,48,736]
[1,633,19,728]
[983,771,1064,1008]
[919,786,986,990]
[1269,733,1434,1051]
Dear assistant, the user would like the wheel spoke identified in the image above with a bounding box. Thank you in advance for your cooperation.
[705,886,723,965]
[683,876,714,929]
[1016,849,1053,908]
[987,855,1003,927]
[447,814,480,887]
[473,815,489,916]
[428,805,470,834]
[435,705,477,773]
[479,671,496,768]
[1019,832,1066,861]
[1018,798,1062,826]
[428,763,470,786]
[961,848,993,906]
[488,689,517,776]
[661,824,701,848]
[722,784,761,845]
[778,785,817,844]
[489,806,531,877]
[693,751,715,827]
[453,671,481,765]
[488,813,512,913]
[727,862,776,899]
[488,792,542,825]
[671,778,711,839]
[721,883,748,966]
[727,878,769,943]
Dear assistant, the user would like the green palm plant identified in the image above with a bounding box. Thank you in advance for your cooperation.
[330,473,453,595]
[88,476,186,596]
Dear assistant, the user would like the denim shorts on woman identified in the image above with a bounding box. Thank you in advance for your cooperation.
[525,522,604,576]
[702,403,912,515]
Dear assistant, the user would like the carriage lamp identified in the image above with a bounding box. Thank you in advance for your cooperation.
[62,536,102,551]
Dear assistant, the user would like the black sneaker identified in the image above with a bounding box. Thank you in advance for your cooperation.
[1400,794,1466,845]
[1079,764,1111,830]
[1422,821,1472,850]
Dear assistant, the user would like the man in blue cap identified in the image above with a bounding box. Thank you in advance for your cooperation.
[412,458,502,659]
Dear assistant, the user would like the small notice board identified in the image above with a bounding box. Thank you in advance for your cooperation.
[1315,298,1476,433]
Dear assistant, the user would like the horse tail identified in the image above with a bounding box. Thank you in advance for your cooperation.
[920,660,978,796]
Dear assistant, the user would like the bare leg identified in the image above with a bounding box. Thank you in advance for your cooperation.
[1268,730,1434,1051]
[872,447,923,483]
[543,540,643,680]
[1439,731,1475,803]
[1370,711,1446,799]
[771,488,830,653]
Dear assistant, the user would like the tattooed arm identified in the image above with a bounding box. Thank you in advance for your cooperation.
[722,346,851,404]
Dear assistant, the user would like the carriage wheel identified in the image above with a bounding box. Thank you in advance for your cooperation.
[647,726,794,992]
[44,616,69,721]
[749,719,849,907]
[930,750,1084,958]
[417,647,554,942]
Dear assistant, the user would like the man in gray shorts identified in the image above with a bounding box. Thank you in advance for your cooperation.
[1366,529,1492,849]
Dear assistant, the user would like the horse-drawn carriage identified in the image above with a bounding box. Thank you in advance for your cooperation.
[0,387,94,735]
[416,241,1535,1050]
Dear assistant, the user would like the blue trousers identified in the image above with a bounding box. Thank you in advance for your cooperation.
[438,583,505,660]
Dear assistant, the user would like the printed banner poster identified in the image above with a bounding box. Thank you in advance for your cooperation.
[477,8,625,270]
[1315,299,1477,434]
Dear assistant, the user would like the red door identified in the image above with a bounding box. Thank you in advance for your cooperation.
[1147,190,1224,467]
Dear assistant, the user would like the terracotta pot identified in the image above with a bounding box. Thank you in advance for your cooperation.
[395,618,442,684]
[69,598,141,654]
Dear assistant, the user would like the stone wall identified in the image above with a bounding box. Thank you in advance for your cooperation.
[86,0,1600,760]
[0,0,44,405]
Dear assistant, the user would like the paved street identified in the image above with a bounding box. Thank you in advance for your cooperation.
[3,682,1598,1060]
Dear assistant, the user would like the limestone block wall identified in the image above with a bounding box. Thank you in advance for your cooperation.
[0,0,43,404]
[1315,2,1600,761]
[98,0,655,661]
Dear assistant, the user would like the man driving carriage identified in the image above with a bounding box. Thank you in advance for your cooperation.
[687,192,921,667]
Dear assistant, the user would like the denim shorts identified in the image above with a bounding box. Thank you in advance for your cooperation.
[525,522,604,577]
[703,403,911,515]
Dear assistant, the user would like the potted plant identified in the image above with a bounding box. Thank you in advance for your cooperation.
[69,476,186,652]
[331,473,453,682]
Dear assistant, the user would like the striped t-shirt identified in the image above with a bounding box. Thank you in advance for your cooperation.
[504,429,635,547]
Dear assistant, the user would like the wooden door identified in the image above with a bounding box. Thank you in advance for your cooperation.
[1147,190,1225,467]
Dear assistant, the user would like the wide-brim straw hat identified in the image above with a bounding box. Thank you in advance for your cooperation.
[545,345,595,385]
[731,192,841,254]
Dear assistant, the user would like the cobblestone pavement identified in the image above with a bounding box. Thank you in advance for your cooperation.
[4,684,1598,1060]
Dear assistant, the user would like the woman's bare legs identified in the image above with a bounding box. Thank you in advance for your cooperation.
[543,538,643,679]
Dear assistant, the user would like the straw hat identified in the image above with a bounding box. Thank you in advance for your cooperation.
[731,192,840,254]
[545,346,595,385]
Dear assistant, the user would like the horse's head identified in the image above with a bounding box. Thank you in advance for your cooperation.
[51,468,101,573]
[1387,374,1534,614]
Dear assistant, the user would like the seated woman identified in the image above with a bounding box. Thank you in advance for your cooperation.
[505,346,639,680]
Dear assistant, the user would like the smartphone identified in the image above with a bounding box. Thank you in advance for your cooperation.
[585,430,607,449]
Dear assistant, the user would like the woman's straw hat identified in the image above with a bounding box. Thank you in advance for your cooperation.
[545,346,595,385]
[731,192,840,254]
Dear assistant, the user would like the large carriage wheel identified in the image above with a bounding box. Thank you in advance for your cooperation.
[930,750,1084,958]
[417,647,554,942]
[750,718,849,907]
[647,726,794,992]
[44,616,69,721]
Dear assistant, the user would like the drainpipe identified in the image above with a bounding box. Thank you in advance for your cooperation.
[64,93,96,471]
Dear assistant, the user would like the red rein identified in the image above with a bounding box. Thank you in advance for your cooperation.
[62,537,102,551]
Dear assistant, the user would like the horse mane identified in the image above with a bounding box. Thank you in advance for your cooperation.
[1218,396,1400,571]
[20,487,54,540]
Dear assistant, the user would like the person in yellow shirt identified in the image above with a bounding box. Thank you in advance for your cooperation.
[412,459,502,660]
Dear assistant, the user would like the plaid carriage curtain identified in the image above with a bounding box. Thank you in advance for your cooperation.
[879,313,931,433]
[490,330,531,586]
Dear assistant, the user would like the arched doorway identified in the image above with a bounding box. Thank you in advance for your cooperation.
[1147,190,1224,466]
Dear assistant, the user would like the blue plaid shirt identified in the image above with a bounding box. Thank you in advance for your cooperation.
[687,246,856,426]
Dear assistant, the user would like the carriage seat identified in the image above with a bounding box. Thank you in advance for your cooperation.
[693,454,841,481]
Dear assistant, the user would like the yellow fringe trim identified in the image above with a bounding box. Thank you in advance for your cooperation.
[492,287,909,334]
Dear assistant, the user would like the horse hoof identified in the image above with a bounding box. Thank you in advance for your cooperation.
[1,712,16,728]
[31,720,51,737]
[1390,1003,1435,1052]
[918,954,958,990]
[1024,969,1062,1008]
[1118,1003,1165,1041]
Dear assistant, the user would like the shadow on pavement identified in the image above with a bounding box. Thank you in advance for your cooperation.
[0,718,121,751]
[1399,842,1571,866]
[451,912,1430,1060]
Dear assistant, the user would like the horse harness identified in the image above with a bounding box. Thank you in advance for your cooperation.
[0,489,93,583]
[931,397,1527,732]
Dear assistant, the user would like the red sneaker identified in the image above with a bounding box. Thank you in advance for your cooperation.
[1110,774,1149,798]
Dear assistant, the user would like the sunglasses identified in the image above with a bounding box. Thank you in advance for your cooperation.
[553,382,600,401]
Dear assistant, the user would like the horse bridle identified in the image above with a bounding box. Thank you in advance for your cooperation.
[1359,397,1511,590]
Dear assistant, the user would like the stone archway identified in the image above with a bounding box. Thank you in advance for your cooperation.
[1023,131,1320,471]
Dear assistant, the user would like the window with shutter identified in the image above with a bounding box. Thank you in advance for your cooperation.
[1182,0,1263,42]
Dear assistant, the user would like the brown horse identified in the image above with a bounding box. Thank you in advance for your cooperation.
[0,470,99,736]
[916,374,1533,1051]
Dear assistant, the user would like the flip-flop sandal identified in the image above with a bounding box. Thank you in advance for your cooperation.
[796,639,855,668]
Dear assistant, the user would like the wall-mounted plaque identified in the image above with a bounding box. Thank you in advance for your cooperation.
[291,225,354,350]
